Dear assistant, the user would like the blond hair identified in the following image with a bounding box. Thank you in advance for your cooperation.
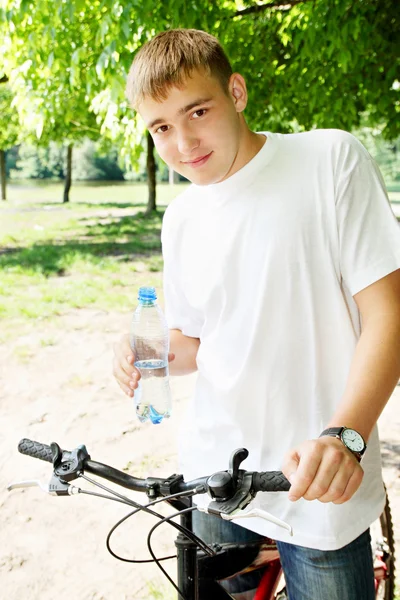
[126,29,233,108]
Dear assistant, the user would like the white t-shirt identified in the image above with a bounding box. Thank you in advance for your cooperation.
[161,129,400,550]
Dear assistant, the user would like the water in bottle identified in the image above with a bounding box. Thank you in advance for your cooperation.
[130,286,172,424]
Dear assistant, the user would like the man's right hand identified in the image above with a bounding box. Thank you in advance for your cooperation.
[112,334,176,397]
[113,334,139,397]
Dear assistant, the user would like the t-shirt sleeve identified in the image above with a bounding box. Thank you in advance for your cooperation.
[161,208,203,339]
[335,146,400,296]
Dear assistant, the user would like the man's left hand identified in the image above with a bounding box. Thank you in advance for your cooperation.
[282,437,364,504]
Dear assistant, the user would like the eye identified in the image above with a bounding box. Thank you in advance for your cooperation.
[155,124,170,134]
[192,109,207,119]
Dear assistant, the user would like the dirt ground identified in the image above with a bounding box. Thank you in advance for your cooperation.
[0,308,399,599]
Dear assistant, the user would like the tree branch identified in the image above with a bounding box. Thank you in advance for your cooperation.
[234,0,309,17]
[70,120,100,134]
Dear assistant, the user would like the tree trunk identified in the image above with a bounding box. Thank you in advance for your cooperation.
[0,149,6,201]
[63,144,73,203]
[145,132,156,215]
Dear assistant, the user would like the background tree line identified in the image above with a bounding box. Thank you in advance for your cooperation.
[4,132,400,187]
[5,139,185,183]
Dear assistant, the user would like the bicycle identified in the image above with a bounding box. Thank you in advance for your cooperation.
[8,439,396,600]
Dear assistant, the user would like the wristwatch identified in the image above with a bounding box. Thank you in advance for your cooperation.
[319,427,367,462]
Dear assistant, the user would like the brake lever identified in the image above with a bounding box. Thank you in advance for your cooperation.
[222,508,293,536]
[8,474,80,496]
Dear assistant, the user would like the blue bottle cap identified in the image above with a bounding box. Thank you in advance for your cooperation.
[138,286,157,301]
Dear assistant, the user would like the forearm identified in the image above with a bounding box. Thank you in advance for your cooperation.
[327,314,400,440]
[169,328,200,375]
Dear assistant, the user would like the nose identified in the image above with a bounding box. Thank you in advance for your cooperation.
[176,126,200,156]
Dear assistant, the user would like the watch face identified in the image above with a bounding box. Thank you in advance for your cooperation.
[342,428,365,452]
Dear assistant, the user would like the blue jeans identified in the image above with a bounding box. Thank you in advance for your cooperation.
[192,511,375,599]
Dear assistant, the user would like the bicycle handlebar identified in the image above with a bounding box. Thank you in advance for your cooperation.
[14,438,294,600]
[19,438,53,462]
[252,471,291,493]
[17,438,291,499]
[18,438,168,493]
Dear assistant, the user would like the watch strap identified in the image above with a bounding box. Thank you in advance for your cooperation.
[319,427,345,438]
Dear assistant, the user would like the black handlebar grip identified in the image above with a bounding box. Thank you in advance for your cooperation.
[252,471,291,493]
[18,438,53,463]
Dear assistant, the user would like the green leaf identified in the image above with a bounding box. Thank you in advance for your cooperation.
[47,52,54,69]
[122,20,131,40]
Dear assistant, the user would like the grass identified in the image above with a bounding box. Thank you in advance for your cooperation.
[12,344,35,363]
[0,182,188,335]
[147,581,176,600]
[39,336,57,347]
[6,179,184,207]
[1,180,398,338]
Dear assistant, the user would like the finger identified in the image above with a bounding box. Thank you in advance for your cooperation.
[113,342,139,380]
[287,442,322,502]
[282,450,300,485]
[116,377,134,397]
[315,452,358,503]
[113,358,140,389]
[316,469,351,503]
[127,360,141,379]
[168,352,175,363]
[332,466,364,505]
[303,447,348,501]
[118,375,139,396]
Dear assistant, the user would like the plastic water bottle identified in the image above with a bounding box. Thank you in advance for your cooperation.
[130,286,172,424]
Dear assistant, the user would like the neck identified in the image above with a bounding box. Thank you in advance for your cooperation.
[221,119,266,182]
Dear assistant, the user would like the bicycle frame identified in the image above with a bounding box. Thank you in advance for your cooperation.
[172,496,283,600]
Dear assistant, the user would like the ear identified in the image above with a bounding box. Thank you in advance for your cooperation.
[229,73,248,113]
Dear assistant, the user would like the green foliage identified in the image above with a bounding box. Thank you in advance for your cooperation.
[5,145,18,175]
[1,0,399,180]
[220,0,399,138]
[355,129,400,184]
[72,139,125,180]
[10,138,157,181]
[2,1,101,146]
[0,85,19,150]
[13,143,65,179]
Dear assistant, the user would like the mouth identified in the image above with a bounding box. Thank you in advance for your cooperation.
[182,152,212,168]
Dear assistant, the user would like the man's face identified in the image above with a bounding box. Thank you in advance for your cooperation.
[137,69,246,186]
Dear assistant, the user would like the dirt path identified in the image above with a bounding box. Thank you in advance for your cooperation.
[0,309,399,599]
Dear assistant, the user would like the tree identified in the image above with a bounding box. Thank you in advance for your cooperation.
[146,132,156,215]
[217,0,399,138]
[13,143,65,179]
[2,0,398,209]
[81,0,399,137]
[2,0,227,211]
[0,84,19,200]
[72,139,125,181]
[2,1,101,202]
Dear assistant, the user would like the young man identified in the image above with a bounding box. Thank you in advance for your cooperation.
[113,29,400,599]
